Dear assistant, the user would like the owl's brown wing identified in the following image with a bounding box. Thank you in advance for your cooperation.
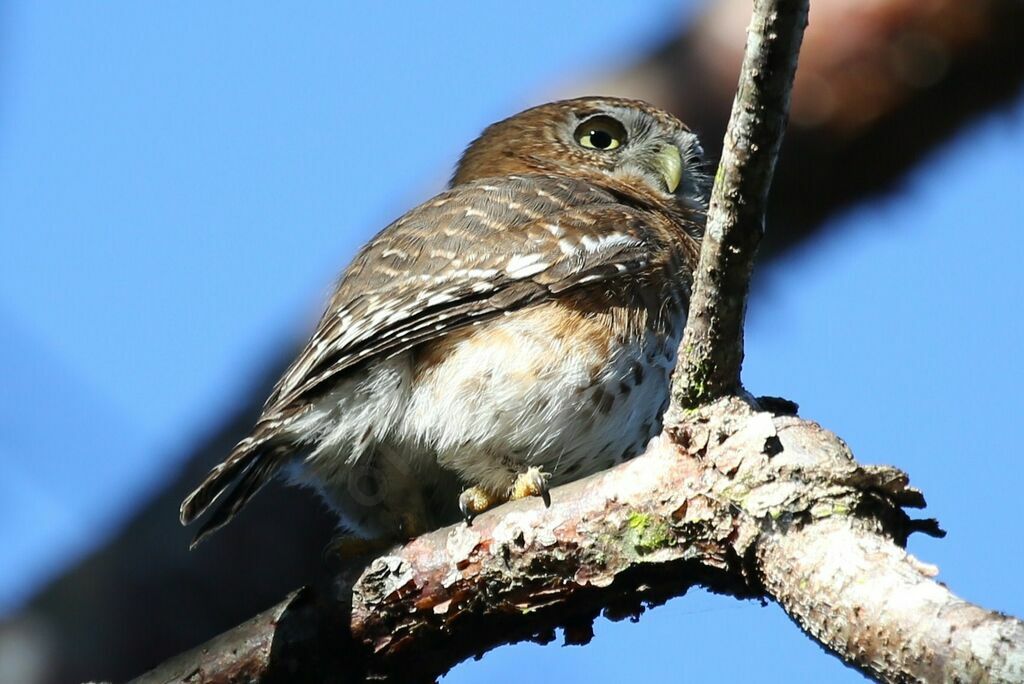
[180,175,691,541]
[267,175,684,410]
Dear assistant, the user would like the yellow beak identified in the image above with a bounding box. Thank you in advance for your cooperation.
[654,144,683,194]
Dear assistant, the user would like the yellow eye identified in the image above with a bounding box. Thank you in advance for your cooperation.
[574,116,626,151]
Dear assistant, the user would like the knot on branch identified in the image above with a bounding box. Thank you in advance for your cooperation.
[667,395,944,570]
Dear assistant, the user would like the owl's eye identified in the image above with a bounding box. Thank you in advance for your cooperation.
[574,116,626,151]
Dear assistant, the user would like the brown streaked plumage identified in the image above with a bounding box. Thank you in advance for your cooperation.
[180,97,707,548]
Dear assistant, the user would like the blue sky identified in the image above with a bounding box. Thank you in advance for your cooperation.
[1,2,1021,682]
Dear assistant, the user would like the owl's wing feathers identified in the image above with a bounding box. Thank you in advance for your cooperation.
[180,176,681,538]
[270,177,676,409]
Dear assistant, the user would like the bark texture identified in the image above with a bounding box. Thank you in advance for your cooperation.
[761,518,1024,683]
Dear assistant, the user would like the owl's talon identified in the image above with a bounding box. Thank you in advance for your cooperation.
[459,486,502,525]
[511,466,552,506]
[459,494,474,526]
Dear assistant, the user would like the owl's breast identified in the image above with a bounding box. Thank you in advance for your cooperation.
[398,283,685,492]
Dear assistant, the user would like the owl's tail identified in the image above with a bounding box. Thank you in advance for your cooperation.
[179,428,286,549]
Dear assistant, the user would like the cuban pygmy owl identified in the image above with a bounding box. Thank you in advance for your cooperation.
[180,97,707,547]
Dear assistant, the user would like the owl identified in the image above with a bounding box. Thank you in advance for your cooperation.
[180,97,707,548]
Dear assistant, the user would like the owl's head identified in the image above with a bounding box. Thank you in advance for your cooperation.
[453,97,708,216]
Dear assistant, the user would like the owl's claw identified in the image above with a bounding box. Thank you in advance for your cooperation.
[458,468,552,525]
[459,486,500,525]
[511,466,552,507]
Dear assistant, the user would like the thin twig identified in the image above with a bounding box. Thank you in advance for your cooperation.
[674,0,809,406]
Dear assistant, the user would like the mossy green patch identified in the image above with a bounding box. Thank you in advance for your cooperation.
[626,511,674,554]
[627,511,650,530]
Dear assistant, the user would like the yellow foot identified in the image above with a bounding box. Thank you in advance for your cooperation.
[510,466,551,507]
[458,486,506,525]
[458,468,553,525]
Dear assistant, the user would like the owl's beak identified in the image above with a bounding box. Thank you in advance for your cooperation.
[654,144,683,194]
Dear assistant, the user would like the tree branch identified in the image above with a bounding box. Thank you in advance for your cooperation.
[761,517,1024,682]
[133,397,1023,683]
[674,0,808,405]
